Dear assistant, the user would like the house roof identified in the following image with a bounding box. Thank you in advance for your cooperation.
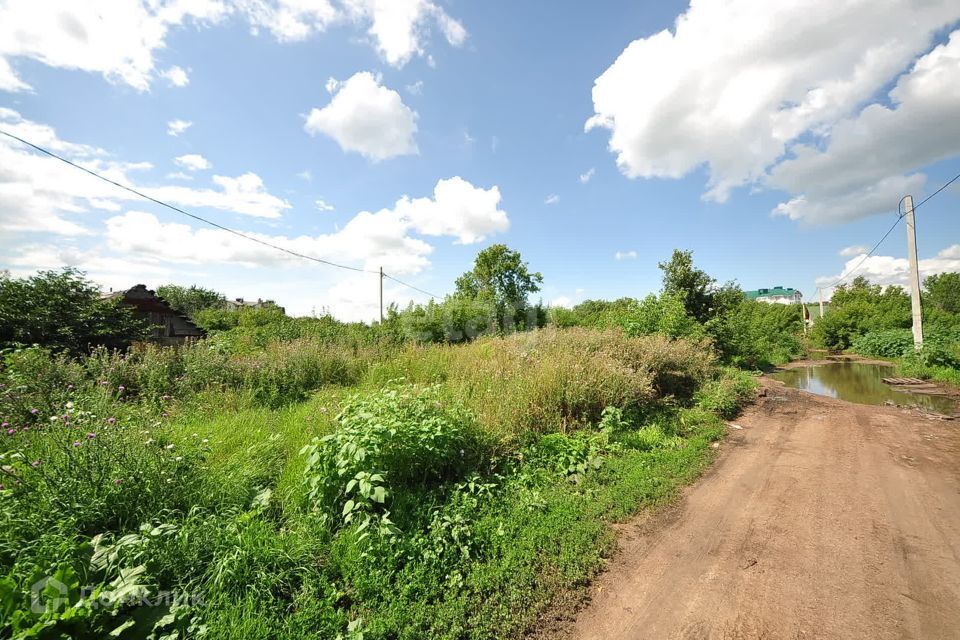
[744,286,801,300]
[101,285,204,335]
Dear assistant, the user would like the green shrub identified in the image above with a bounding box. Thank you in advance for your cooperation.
[852,328,960,372]
[300,384,483,535]
[0,269,149,354]
[693,368,758,419]
[708,300,803,368]
[624,292,705,340]
[813,277,911,350]
[850,329,914,358]
[547,298,639,330]
[367,328,712,441]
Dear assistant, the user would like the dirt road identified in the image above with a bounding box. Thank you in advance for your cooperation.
[558,380,960,640]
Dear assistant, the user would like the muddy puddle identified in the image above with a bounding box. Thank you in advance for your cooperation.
[771,362,957,414]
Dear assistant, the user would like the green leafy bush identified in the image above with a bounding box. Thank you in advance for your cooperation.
[851,329,915,359]
[300,384,482,535]
[693,368,758,419]
[813,277,911,350]
[708,300,803,368]
[0,269,149,354]
[623,292,705,341]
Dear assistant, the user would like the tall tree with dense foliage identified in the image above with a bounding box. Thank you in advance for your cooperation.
[813,277,911,350]
[0,269,148,353]
[455,244,544,331]
[658,249,717,323]
[924,272,960,315]
[156,284,227,319]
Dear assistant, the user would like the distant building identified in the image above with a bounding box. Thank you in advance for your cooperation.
[102,285,205,344]
[225,297,285,314]
[744,286,802,305]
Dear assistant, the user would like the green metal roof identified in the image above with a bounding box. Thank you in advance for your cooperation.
[744,286,800,300]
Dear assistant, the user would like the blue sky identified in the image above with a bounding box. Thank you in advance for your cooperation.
[1,0,959,319]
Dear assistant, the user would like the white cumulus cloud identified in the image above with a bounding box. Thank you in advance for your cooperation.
[839,245,869,257]
[817,244,960,295]
[586,0,960,222]
[392,176,509,245]
[0,0,227,92]
[769,31,960,224]
[544,194,559,205]
[236,0,467,66]
[615,250,637,261]
[174,154,211,171]
[99,176,507,273]
[160,65,189,87]
[3,175,506,321]
[0,109,290,232]
[167,119,193,136]
[579,168,595,184]
[0,1,468,92]
[315,198,335,211]
[341,0,468,67]
[304,71,418,161]
[145,173,290,218]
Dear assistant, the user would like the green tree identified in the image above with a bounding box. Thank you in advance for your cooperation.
[454,244,544,331]
[156,284,227,318]
[624,292,704,340]
[658,249,716,323]
[813,277,911,350]
[0,269,148,353]
[924,272,960,315]
[549,298,640,329]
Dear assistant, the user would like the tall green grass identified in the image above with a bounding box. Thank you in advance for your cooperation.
[1,328,755,639]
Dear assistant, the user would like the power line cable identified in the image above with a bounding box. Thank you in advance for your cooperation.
[0,128,376,274]
[820,214,904,290]
[382,273,441,299]
[819,170,960,291]
[0,128,446,299]
[914,170,960,210]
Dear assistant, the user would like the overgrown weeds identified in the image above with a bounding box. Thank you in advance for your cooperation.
[1,329,756,640]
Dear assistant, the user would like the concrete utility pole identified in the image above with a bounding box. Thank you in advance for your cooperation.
[818,287,825,319]
[379,266,384,323]
[902,195,923,349]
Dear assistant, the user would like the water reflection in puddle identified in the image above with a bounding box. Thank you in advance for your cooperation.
[771,362,957,414]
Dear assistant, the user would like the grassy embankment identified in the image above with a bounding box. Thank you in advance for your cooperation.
[0,328,755,639]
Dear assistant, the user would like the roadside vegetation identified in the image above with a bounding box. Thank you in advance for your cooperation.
[813,274,960,385]
[4,247,953,639]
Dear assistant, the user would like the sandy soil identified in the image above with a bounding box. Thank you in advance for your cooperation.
[550,379,960,640]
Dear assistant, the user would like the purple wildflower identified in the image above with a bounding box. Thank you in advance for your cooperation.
[161,412,169,418]
[161,395,171,401]
[118,385,125,392]
[31,460,40,467]
[67,384,74,390]
[114,479,122,485]
[100,380,109,386]
[73,441,81,447]
[30,408,39,415]
[1,422,7,428]
[107,417,116,425]
[6,428,14,436]
[87,432,96,439]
